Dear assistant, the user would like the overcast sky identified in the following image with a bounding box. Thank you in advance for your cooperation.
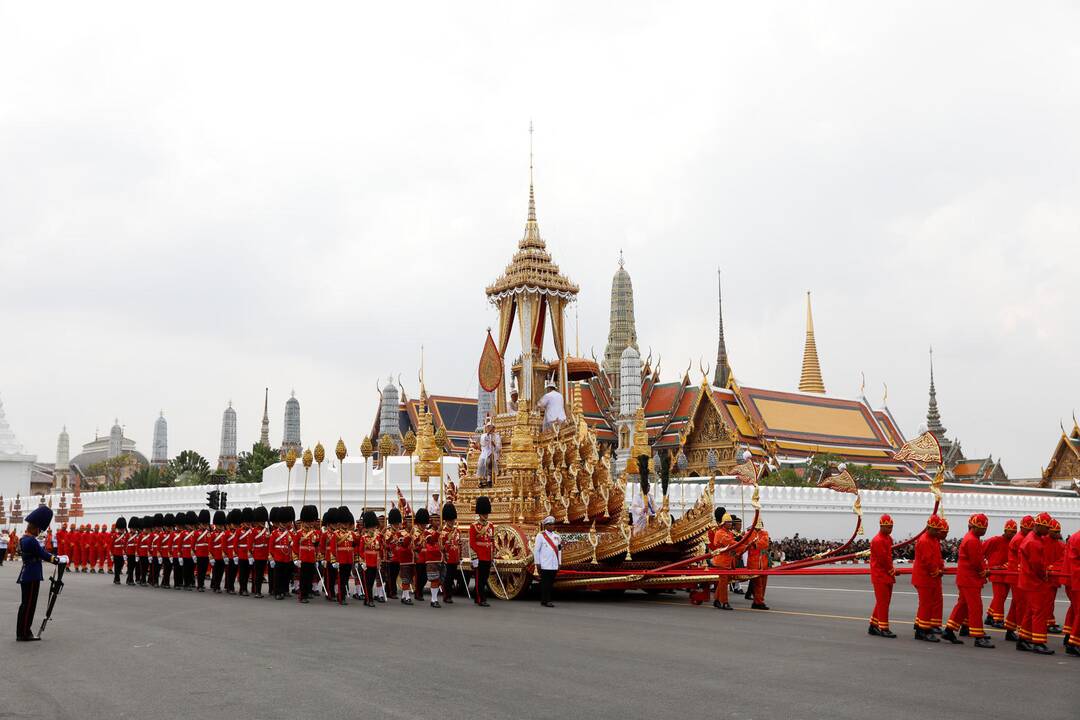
[2,2,1078,477]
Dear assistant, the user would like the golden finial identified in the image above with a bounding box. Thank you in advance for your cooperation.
[435,426,448,451]
[302,447,313,468]
[360,435,373,458]
[335,438,347,462]
[313,442,325,464]
[285,449,297,470]
[403,429,417,455]
[378,433,395,458]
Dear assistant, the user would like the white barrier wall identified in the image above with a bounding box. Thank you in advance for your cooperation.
[24,466,1080,539]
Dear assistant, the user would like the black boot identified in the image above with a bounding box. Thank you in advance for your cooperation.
[868,625,881,636]
[1065,644,1080,657]
[879,628,897,638]
[984,614,994,627]
[942,628,964,645]
[1005,629,1018,642]
[1015,639,1032,652]
[973,636,994,649]
[1030,643,1055,655]
[958,625,969,637]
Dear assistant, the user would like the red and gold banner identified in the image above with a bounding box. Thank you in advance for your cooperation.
[817,468,858,495]
[478,329,503,393]
[893,430,942,464]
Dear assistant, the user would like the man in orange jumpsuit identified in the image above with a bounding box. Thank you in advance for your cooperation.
[745,519,771,610]
[709,509,755,610]
[1017,512,1054,654]
[1065,526,1080,657]
[868,514,896,638]
[944,513,993,647]
[983,519,1015,628]
[1045,519,1065,635]
[912,514,947,641]
[1004,515,1034,641]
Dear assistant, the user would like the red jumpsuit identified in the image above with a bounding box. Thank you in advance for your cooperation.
[912,534,944,631]
[745,530,771,605]
[1018,532,1050,645]
[983,532,1012,624]
[947,530,987,637]
[869,530,895,632]
[1005,530,1029,632]
[1047,536,1065,628]
[1066,533,1080,650]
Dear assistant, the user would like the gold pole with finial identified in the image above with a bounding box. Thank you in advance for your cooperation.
[435,427,448,515]
[403,430,417,517]
[285,449,297,508]
[335,439,347,506]
[314,442,325,514]
[301,448,313,506]
[360,436,373,509]
[379,434,394,515]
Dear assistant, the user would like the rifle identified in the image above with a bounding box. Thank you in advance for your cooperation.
[39,560,67,637]
[352,564,367,600]
[459,564,471,600]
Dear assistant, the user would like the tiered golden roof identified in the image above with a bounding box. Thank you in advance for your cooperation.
[798,291,826,394]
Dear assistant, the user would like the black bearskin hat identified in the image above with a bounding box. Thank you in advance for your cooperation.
[187,511,199,525]
[475,495,492,515]
[129,516,140,531]
[362,510,378,529]
[414,508,430,525]
[442,503,457,522]
[241,507,254,524]
[142,515,153,529]
[153,513,164,528]
[714,506,727,524]
[283,506,296,523]
[164,513,176,526]
[227,508,242,526]
[388,507,402,525]
[323,507,338,526]
[299,504,319,523]
[338,506,355,525]
[213,510,227,526]
[199,509,211,525]
[115,516,127,530]
[268,507,280,524]
[253,506,268,524]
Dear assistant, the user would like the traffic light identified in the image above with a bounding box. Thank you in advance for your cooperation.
[207,490,220,510]
[220,491,228,510]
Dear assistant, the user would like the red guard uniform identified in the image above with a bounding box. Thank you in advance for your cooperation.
[1005,517,1034,633]
[912,518,945,633]
[469,519,494,605]
[946,515,989,639]
[1046,524,1065,630]
[983,521,1015,626]
[869,518,896,634]
[1018,515,1053,647]
[1066,531,1080,652]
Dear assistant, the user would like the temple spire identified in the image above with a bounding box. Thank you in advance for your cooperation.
[798,292,826,394]
[713,268,731,388]
[259,387,270,447]
[603,252,639,405]
[926,346,947,442]
[520,121,544,249]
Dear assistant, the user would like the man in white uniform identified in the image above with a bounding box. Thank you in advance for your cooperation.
[532,516,561,607]
[476,419,500,487]
[535,380,566,432]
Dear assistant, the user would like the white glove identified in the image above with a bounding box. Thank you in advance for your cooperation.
[248,558,254,565]
[210,559,216,566]
[471,558,479,568]
[332,562,340,570]
[58,555,69,564]
[293,560,301,567]
[269,560,276,568]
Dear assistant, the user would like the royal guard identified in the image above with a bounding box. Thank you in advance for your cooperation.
[250,506,269,598]
[1005,515,1034,641]
[442,503,462,604]
[170,514,184,590]
[293,505,320,603]
[183,511,198,589]
[413,508,430,601]
[148,514,164,587]
[236,507,254,597]
[158,513,175,589]
[983,519,1015,628]
[194,509,211,592]
[110,516,127,585]
[388,507,414,605]
[124,516,139,586]
[209,510,227,593]
[469,496,494,607]
[321,508,338,602]
[55,523,68,566]
[912,514,947,641]
[1045,519,1065,635]
[868,514,897,638]
[943,513,993,647]
[223,509,241,594]
[424,511,444,608]
[270,506,295,600]
[328,507,355,605]
[1065,522,1080,657]
[745,518,771,610]
[1017,512,1054,654]
[358,510,381,607]
[136,516,152,586]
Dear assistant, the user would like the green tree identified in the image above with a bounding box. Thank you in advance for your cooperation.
[124,465,173,490]
[167,450,211,485]
[87,453,137,489]
[236,442,280,484]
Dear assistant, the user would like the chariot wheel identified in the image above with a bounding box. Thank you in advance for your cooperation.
[490,524,531,600]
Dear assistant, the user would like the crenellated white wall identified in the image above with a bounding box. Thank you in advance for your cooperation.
[26,465,1080,540]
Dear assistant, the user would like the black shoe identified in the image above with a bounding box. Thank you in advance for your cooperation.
[958,625,969,637]
[239,591,249,597]
[197,587,205,593]
[880,629,897,638]
[941,628,963,645]
[339,599,349,606]
[541,601,555,608]
[974,637,994,649]
[431,601,441,608]
[16,635,41,642]
[1047,624,1062,635]
[402,597,413,605]
[253,593,263,599]
[1065,644,1080,657]
[1030,643,1055,655]
[1005,630,1018,642]
[929,627,942,635]
[299,598,310,604]
[1064,633,1071,647]
[479,601,490,607]
[1016,640,1032,652]
[751,603,770,610]
[376,596,386,603]
[444,597,454,604]
[113,579,120,585]
[868,625,881,636]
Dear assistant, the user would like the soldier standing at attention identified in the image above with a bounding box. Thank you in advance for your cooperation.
[328,507,355,605]
[868,514,897,638]
[236,508,254,597]
[1005,515,1034,641]
[1017,513,1055,654]
[124,516,139,586]
[209,510,227,593]
[469,496,494,607]
[293,505,320,603]
[982,519,1015,629]
[250,506,270,598]
[943,513,993,648]
[16,506,67,642]
[912,514,947,642]
[194,509,212,592]
[358,511,381,607]
[441,503,462,604]
[110,516,127,584]
[424,513,444,608]
[413,509,430,601]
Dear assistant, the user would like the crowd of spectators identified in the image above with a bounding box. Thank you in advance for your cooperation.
[772,534,961,563]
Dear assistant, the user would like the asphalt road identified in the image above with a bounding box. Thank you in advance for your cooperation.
[1,563,1076,720]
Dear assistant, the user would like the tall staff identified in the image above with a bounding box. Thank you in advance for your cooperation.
[285,449,298,508]
[314,442,326,514]
[379,434,395,515]
[335,439,347,506]
[360,436,373,510]
[302,448,313,505]
[403,430,417,516]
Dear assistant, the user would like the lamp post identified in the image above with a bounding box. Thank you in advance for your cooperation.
[314,442,325,514]
[335,439,347,506]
